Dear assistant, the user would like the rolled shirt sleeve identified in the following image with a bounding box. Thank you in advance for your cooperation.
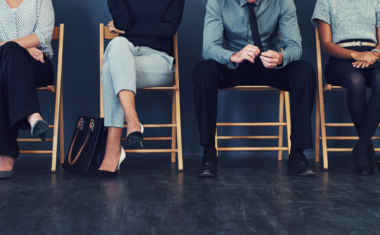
[202,0,238,69]
[277,0,302,68]
[311,0,331,28]
[34,0,54,59]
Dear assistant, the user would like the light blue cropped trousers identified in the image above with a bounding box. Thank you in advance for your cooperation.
[101,37,175,128]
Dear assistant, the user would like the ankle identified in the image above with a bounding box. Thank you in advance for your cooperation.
[28,113,43,127]
[0,156,15,171]
[290,147,303,155]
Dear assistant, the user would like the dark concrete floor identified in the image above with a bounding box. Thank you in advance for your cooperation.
[1,155,380,235]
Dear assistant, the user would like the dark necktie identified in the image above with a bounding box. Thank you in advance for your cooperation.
[247,3,264,53]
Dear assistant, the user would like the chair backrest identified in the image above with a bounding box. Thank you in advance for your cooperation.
[315,28,324,88]
[99,23,180,117]
[54,25,64,86]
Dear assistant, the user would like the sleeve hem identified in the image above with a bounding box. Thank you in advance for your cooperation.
[311,14,330,28]
[224,51,238,69]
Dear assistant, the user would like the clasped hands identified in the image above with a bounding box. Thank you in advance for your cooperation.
[230,45,283,69]
[351,51,379,68]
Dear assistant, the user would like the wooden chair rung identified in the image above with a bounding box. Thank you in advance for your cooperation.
[17,138,58,142]
[327,148,380,152]
[123,124,176,128]
[325,123,380,127]
[217,122,286,127]
[321,136,380,140]
[121,137,172,141]
[124,149,178,153]
[218,147,289,151]
[20,150,53,154]
[217,136,279,139]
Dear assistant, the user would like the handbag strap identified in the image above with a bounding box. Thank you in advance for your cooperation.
[68,118,95,165]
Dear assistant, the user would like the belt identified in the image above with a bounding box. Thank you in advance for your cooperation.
[337,41,377,48]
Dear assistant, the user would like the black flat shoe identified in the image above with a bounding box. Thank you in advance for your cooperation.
[355,169,371,176]
[126,123,144,147]
[31,119,49,142]
[92,147,126,178]
[371,164,380,174]
[0,168,13,179]
[197,155,218,177]
[287,153,315,177]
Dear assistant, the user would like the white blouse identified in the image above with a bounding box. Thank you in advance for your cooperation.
[0,0,55,59]
[311,0,380,44]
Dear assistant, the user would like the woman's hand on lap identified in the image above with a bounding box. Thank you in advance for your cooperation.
[27,47,45,63]
[351,51,377,64]
[107,21,125,34]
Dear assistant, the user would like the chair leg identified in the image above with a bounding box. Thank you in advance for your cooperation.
[51,90,61,172]
[175,90,183,171]
[215,128,218,157]
[59,86,65,164]
[285,91,291,155]
[319,92,328,170]
[315,86,321,163]
[171,94,177,163]
[278,91,284,161]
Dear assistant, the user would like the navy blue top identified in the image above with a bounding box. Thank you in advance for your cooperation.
[107,0,185,58]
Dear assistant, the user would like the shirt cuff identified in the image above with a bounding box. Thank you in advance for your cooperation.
[275,51,289,69]
[223,51,239,69]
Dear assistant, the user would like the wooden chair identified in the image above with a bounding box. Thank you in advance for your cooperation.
[18,24,65,172]
[99,24,184,171]
[216,87,292,160]
[315,28,380,170]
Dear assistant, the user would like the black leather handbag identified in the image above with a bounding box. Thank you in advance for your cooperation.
[62,117,107,175]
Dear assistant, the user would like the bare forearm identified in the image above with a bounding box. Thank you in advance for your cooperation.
[6,34,40,49]
[321,41,355,59]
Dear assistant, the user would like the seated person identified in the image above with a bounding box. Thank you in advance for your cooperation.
[312,0,380,176]
[94,0,185,177]
[0,0,55,179]
[192,0,316,177]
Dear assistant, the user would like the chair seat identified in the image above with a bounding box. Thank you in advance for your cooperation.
[37,85,56,93]
[137,85,178,91]
[221,86,280,91]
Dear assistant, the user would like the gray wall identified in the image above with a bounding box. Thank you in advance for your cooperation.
[19,0,379,158]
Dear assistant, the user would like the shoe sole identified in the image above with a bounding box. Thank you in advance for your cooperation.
[197,172,217,177]
[287,170,315,177]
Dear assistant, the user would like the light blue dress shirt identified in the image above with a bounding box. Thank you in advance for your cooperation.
[203,0,303,69]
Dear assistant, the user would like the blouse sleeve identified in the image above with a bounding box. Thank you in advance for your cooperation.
[311,0,330,28]
[34,0,55,53]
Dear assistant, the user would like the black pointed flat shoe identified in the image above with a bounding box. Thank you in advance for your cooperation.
[0,168,13,179]
[126,123,144,147]
[31,119,49,142]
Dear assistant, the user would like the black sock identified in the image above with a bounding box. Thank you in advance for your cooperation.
[202,145,217,157]
[290,147,303,155]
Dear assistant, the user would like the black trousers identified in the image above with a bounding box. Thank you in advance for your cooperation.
[192,60,316,150]
[0,42,54,158]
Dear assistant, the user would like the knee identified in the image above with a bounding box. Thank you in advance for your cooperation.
[1,41,24,55]
[192,60,220,85]
[108,37,133,52]
[347,72,366,89]
[292,61,316,85]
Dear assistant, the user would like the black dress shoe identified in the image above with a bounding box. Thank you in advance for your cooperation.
[287,153,315,177]
[197,155,218,177]
[355,168,371,176]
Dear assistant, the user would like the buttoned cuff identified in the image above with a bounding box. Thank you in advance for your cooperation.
[276,51,289,69]
[224,51,239,69]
